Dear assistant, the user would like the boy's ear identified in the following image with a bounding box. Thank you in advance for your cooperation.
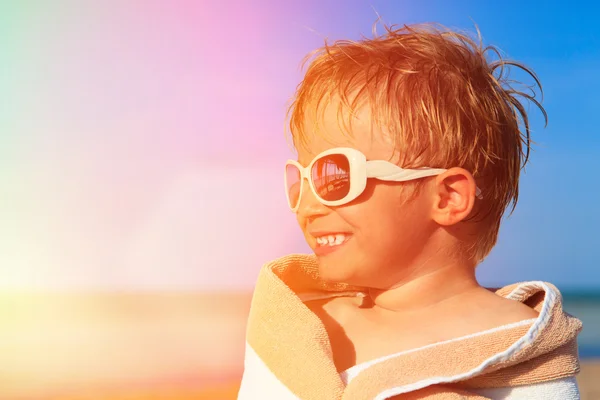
[430,168,477,226]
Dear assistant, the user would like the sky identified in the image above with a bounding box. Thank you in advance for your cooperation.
[1,0,599,290]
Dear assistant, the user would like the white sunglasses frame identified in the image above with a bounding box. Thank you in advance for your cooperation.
[284,147,482,212]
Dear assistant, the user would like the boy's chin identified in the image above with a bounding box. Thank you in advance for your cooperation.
[315,255,361,285]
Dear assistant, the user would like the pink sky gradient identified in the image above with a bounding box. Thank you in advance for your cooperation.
[1,1,315,289]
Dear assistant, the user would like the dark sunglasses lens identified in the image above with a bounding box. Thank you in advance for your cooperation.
[285,164,301,208]
[311,154,351,202]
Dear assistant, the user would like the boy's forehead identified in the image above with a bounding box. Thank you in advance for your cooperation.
[296,101,399,165]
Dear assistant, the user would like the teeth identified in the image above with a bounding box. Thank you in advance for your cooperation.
[315,233,347,247]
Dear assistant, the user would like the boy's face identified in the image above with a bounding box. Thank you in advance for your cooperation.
[295,101,439,288]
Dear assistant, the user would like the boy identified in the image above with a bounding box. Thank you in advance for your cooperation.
[238,23,582,399]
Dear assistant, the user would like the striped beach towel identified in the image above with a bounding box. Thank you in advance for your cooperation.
[238,254,582,399]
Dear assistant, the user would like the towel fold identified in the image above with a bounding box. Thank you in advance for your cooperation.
[239,254,582,400]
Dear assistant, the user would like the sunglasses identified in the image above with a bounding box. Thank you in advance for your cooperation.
[285,147,482,212]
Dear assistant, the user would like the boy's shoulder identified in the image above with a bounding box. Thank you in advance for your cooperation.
[463,288,540,329]
[303,286,540,372]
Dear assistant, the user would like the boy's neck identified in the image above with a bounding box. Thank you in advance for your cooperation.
[361,260,481,314]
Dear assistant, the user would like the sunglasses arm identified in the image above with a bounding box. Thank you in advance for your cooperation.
[365,161,447,181]
[365,161,483,199]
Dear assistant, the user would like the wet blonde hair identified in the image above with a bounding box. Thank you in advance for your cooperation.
[286,22,547,261]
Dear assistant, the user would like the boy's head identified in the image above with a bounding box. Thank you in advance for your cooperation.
[285,23,545,285]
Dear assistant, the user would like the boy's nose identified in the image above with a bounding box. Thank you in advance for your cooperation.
[296,178,328,221]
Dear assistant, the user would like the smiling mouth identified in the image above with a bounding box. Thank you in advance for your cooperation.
[314,233,352,247]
